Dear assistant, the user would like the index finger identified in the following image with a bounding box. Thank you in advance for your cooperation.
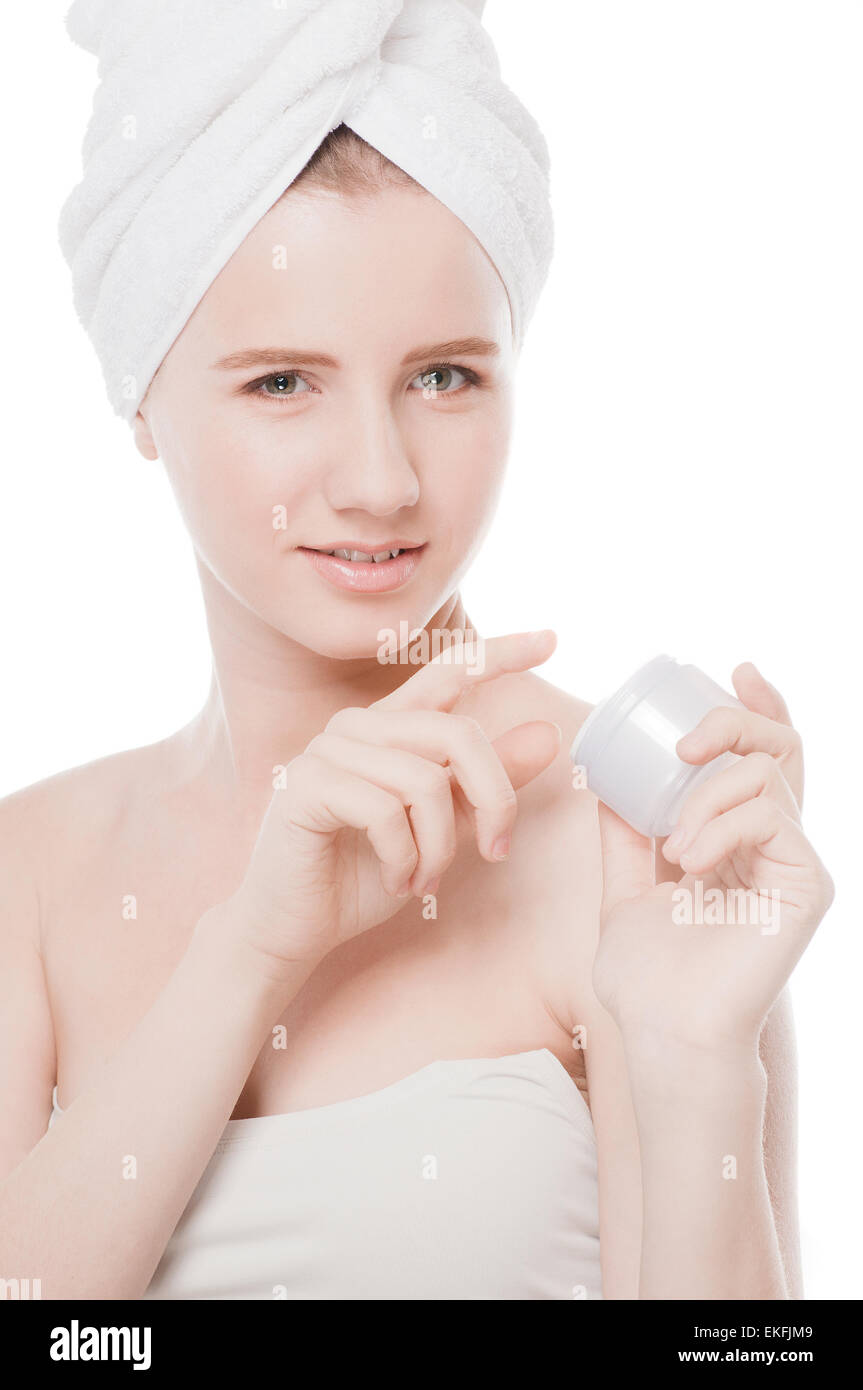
[676,705,800,764]
[372,630,557,713]
[731,661,794,727]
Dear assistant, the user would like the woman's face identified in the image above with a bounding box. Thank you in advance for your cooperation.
[134,182,515,658]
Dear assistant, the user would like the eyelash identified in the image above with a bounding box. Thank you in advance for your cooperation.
[242,361,483,405]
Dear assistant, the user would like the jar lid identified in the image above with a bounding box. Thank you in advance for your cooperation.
[570,654,678,769]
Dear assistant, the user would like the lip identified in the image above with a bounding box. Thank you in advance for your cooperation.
[298,542,426,594]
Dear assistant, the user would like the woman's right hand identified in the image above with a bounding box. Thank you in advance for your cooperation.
[223,630,561,974]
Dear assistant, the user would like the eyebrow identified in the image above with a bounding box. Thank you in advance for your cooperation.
[209,337,501,372]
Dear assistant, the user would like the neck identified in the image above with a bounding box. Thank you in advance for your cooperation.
[176,563,474,831]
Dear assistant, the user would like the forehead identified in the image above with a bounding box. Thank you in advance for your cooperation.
[177,184,511,361]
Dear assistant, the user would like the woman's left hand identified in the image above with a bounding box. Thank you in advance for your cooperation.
[591,662,835,1052]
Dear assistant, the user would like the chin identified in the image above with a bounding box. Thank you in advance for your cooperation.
[269,605,441,664]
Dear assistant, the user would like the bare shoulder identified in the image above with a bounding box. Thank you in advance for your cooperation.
[0,745,172,1171]
[0,737,178,893]
[461,664,598,831]
[461,665,593,742]
[460,666,595,816]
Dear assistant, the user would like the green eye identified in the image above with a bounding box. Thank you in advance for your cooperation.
[414,365,466,394]
[261,372,310,397]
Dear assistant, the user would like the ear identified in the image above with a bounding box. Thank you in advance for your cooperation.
[132,408,159,461]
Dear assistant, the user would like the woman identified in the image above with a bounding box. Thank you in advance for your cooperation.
[0,4,833,1301]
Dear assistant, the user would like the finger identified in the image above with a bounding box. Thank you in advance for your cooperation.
[663,751,801,864]
[731,661,794,727]
[325,707,558,861]
[447,719,563,857]
[372,629,557,714]
[597,801,654,922]
[328,707,561,793]
[677,796,806,878]
[304,734,456,896]
[290,758,419,898]
[675,704,802,767]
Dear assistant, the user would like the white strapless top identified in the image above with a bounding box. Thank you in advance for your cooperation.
[49,1047,602,1300]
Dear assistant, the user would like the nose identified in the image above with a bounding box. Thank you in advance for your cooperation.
[322,397,420,516]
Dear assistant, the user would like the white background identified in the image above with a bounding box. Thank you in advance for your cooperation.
[1,2,859,1298]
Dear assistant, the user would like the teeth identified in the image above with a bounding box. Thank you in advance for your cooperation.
[320,547,404,562]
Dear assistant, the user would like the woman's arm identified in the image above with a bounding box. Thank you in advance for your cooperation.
[583,662,829,1300]
[619,1001,798,1300]
[0,891,316,1300]
[757,987,803,1298]
[573,984,801,1300]
[644,842,803,1297]
[539,808,802,1301]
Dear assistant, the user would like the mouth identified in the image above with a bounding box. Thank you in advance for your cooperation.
[298,541,426,593]
[309,545,413,563]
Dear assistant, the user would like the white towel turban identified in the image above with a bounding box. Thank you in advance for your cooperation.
[59,0,554,425]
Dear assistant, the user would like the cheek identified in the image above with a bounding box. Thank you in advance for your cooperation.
[423,408,510,526]
[163,415,313,579]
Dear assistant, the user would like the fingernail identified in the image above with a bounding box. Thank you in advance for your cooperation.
[491,834,511,861]
[396,882,412,897]
[665,825,686,851]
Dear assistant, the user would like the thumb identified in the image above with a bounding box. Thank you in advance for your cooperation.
[597,801,654,924]
[490,720,562,790]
